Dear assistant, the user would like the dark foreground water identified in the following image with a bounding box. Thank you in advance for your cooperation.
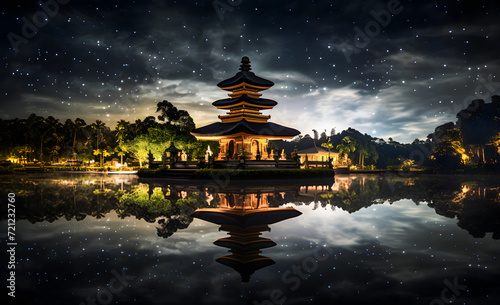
[1,173,499,305]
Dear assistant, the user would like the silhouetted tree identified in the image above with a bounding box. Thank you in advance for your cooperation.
[312,129,319,141]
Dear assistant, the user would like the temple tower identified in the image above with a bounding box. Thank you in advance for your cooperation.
[191,56,300,160]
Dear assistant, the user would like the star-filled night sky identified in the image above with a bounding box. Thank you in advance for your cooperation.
[1,0,499,142]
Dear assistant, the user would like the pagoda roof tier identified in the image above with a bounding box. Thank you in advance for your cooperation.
[217,57,274,90]
[191,207,301,227]
[216,256,275,282]
[219,112,271,124]
[213,95,277,109]
[190,119,300,139]
[214,237,277,251]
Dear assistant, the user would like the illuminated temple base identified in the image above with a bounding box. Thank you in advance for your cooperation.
[217,136,271,161]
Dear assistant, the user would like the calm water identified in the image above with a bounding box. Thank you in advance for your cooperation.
[1,173,499,305]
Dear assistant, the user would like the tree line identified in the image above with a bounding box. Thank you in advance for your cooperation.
[0,101,218,167]
[2,96,499,172]
[272,95,500,171]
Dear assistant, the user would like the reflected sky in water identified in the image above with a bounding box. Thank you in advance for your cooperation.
[1,173,499,304]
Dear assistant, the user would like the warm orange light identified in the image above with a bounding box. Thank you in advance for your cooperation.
[461,185,470,193]
[461,154,469,161]
[7,157,19,164]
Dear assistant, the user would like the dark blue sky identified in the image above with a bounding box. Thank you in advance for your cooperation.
[1,0,499,142]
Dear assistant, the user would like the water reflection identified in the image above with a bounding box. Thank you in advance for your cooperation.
[192,191,301,281]
[1,174,499,239]
[1,174,500,304]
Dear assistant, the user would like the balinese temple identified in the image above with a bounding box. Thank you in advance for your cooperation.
[191,56,300,160]
[191,190,301,281]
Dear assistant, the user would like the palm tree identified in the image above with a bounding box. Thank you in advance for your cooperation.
[115,146,126,165]
[115,119,131,143]
[117,151,126,165]
[64,119,76,153]
[90,120,104,166]
[18,146,33,163]
[336,136,356,165]
[73,118,86,157]
[358,146,368,168]
[50,145,61,163]
[93,149,103,165]
[29,116,48,162]
[93,147,112,168]
[102,148,111,167]
[32,116,60,163]
[321,138,335,167]
[90,120,107,164]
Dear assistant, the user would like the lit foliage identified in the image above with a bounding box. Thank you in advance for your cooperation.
[118,125,217,167]
[320,138,334,153]
[114,102,219,167]
[401,159,416,171]
[491,132,500,155]
[93,148,112,167]
[120,134,151,168]
[118,184,172,216]
[336,136,356,165]
[433,127,465,159]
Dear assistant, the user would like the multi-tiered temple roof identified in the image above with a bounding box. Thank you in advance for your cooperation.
[191,57,300,160]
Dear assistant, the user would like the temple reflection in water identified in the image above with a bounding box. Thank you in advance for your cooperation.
[2,174,499,239]
[192,189,302,282]
[2,174,500,304]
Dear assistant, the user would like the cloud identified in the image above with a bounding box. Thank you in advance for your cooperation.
[1,0,499,143]
[261,71,316,85]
